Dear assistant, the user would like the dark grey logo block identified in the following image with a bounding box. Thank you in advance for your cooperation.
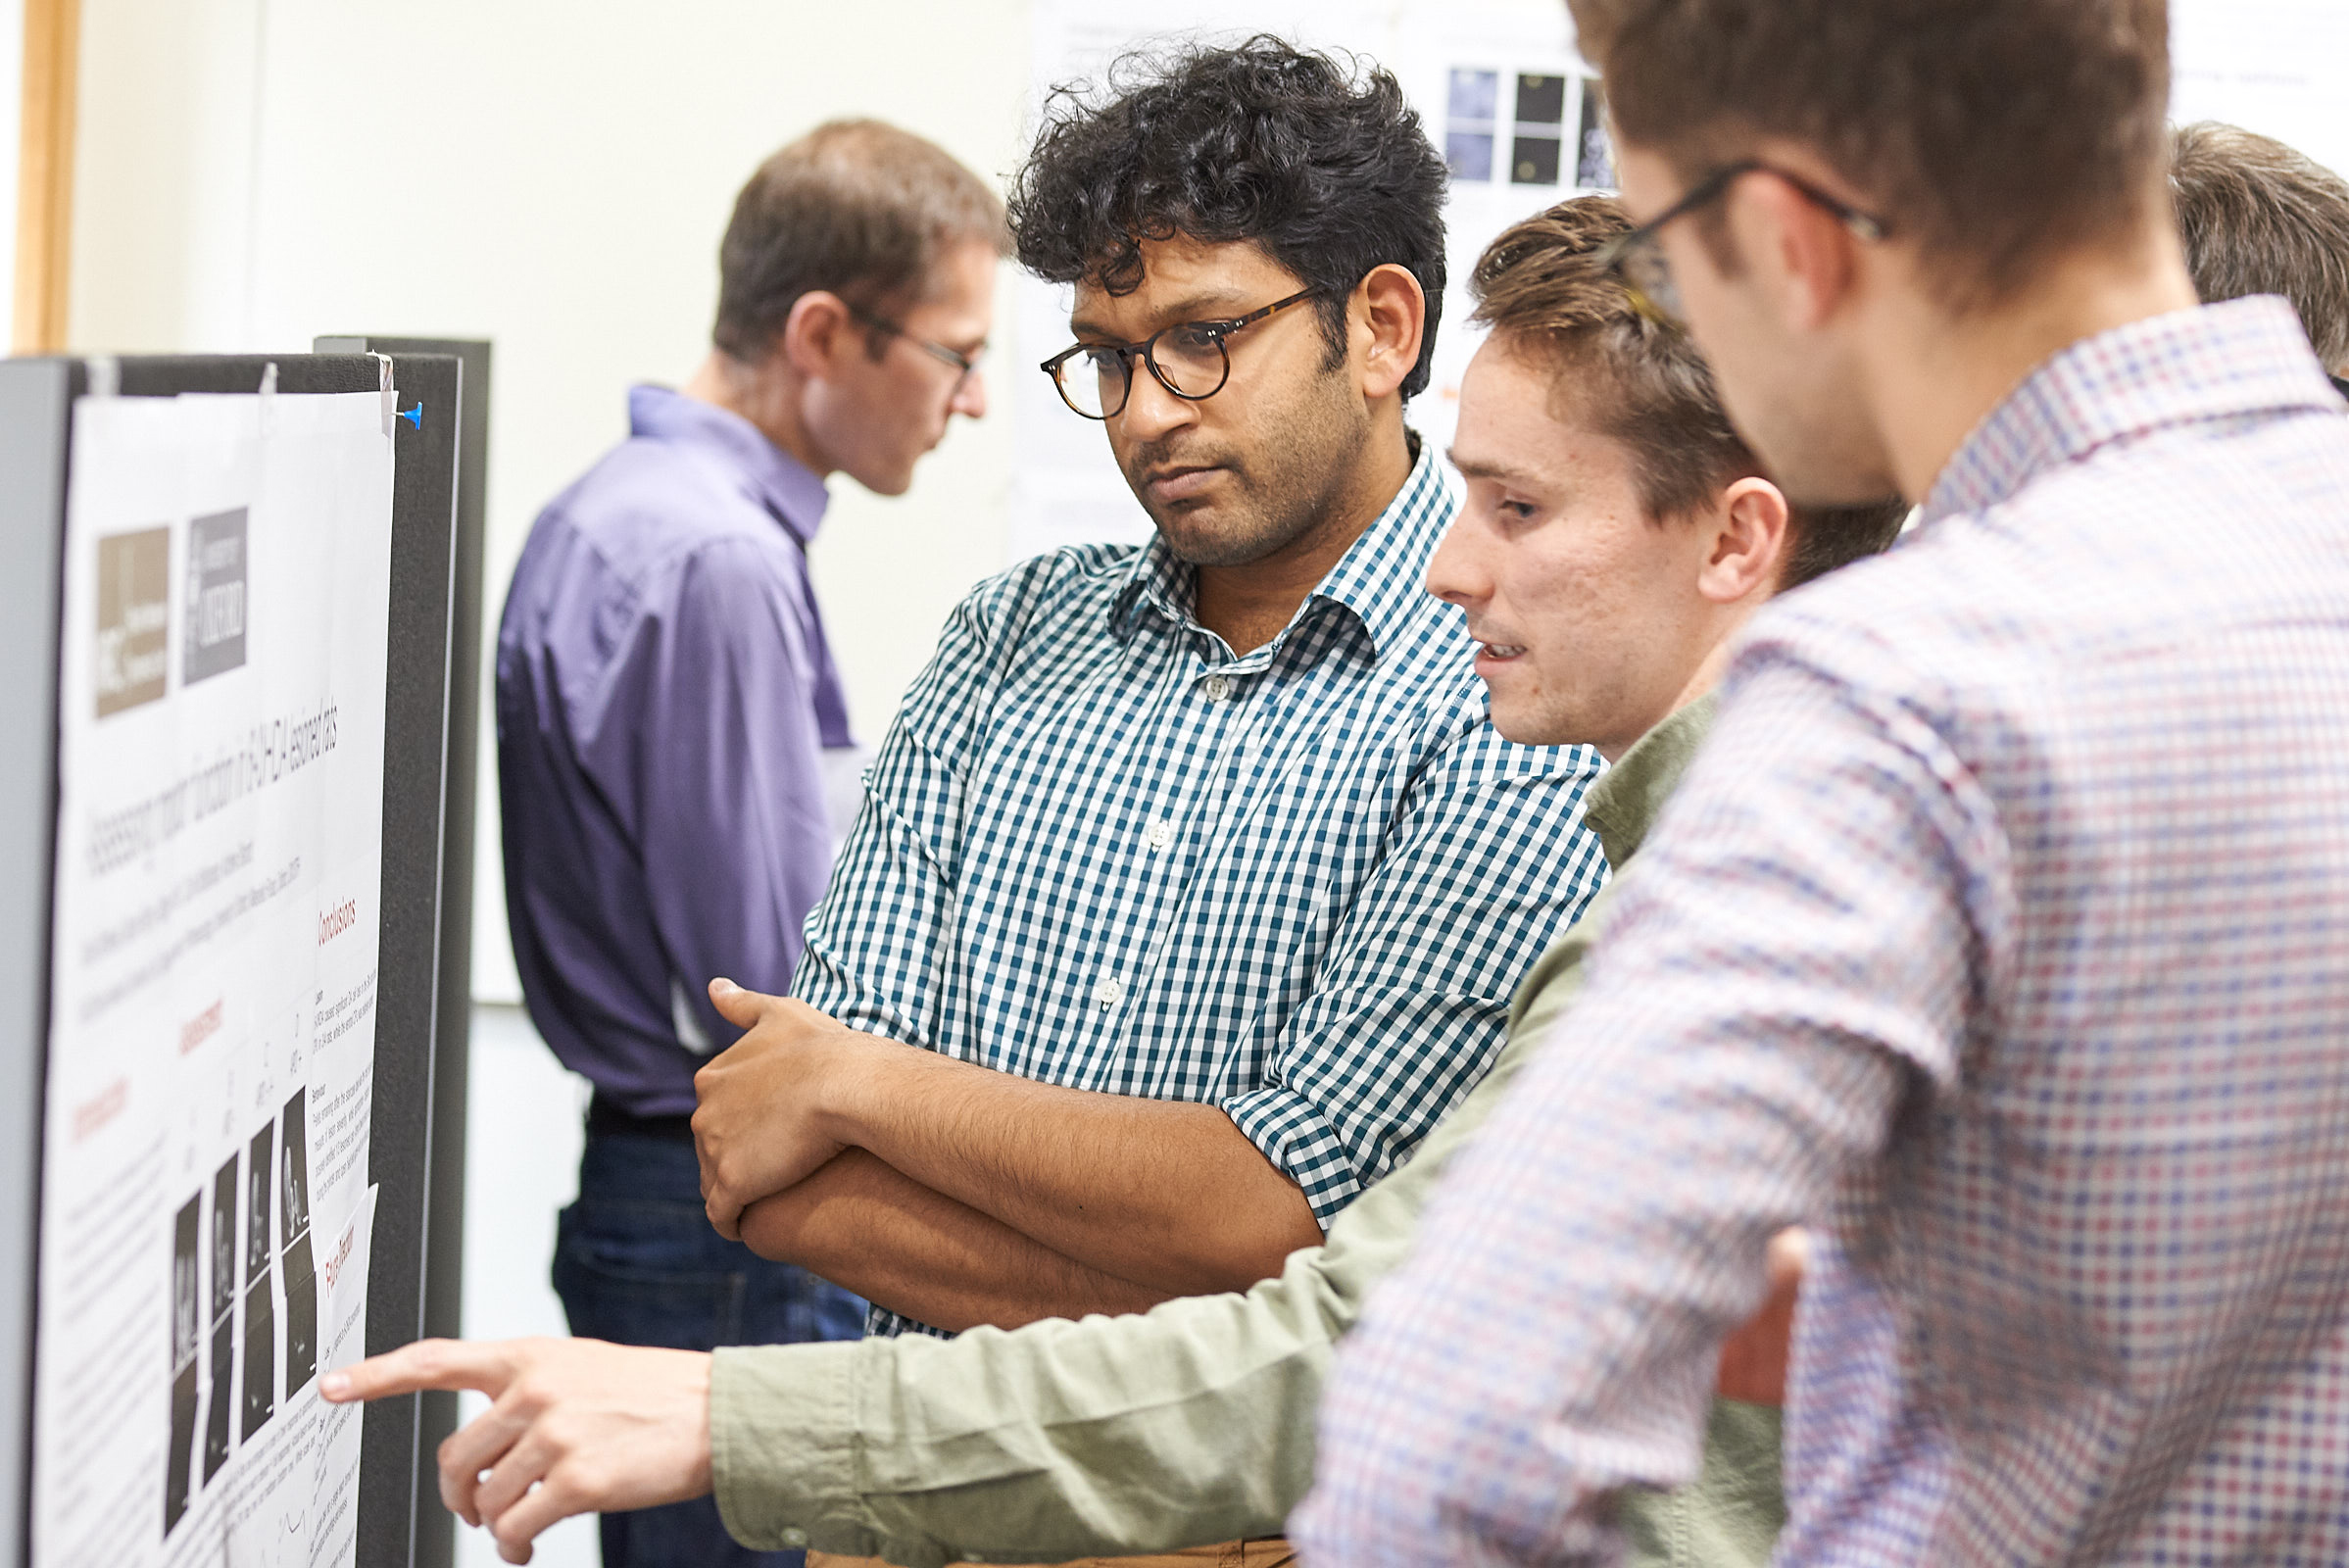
[184,508,248,685]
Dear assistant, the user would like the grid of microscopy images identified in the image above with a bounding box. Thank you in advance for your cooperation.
[163,1089,317,1541]
[1444,68,1615,191]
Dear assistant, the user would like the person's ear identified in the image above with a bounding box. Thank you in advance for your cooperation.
[1729,171,1862,334]
[779,290,852,380]
[1353,264,1426,402]
[1699,476,1791,605]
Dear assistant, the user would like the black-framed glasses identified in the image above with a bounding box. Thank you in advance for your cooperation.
[848,303,984,385]
[1594,161,1891,329]
[1040,287,1323,420]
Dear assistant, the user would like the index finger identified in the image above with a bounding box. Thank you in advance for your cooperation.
[320,1338,519,1403]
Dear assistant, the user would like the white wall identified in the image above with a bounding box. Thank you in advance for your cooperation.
[68,0,1033,1000]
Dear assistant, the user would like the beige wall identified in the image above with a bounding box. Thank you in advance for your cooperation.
[68,0,1033,999]
[1,0,20,320]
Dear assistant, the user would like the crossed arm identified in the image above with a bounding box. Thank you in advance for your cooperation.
[694,981,1327,1330]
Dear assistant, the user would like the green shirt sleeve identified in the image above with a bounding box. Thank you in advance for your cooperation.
[711,699,1774,1568]
[710,890,1612,1563]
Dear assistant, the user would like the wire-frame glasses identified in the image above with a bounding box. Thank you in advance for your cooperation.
[1593,161,1890,330]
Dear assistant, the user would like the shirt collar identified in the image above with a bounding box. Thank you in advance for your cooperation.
[628,383,831,545]
[1109,434,1453,661]
[1919,296,2342,529]
[1580,694,1718,870]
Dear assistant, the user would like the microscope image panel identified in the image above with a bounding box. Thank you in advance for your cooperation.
[1576,76,1615,188]
[202,1324,233,1482]
[279,1091,311,1242]
[209,1155,238,1321]
[243,1123,274,1277]
[239,1278,275,1441]
[166,1195,201,1536]
[1515,72,1566,125]
[166,1362,198,1535]
[238,1113,281,1442]
[171,1197,200,1365]
[281,1232,318,1391]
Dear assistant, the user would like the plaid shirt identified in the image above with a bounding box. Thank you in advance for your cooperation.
[794,442,1608,1338]
[1298,299,2349,1564]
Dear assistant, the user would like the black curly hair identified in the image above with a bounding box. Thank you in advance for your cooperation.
[1008,35,1449,401]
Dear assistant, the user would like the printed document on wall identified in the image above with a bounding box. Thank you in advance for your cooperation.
[32,386,395,1568]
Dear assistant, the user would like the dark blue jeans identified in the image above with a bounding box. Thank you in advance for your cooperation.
[553,1122,867,1568]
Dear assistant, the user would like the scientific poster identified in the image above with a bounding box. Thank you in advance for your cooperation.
[32,386,393,1568]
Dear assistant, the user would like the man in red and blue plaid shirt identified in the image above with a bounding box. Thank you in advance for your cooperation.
[1303,2,2349,1563]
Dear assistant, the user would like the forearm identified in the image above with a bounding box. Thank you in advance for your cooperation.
[711,1244,1349,1561]
[737,1149,1168,1332]
[824,1049,1322,1297]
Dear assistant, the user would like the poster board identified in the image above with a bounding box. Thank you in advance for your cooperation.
[314,334,490,1568]
[0,350,469,1568]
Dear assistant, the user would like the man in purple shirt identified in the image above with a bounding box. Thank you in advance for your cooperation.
[495,119,1003,1568]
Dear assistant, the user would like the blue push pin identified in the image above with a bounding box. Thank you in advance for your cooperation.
[397,403,423,429]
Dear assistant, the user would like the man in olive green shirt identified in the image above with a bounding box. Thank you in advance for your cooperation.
[325,199,1905,1568]
[711,695,1753,1568]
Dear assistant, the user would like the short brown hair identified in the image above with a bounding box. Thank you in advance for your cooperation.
[1568,0,2173,311]
[712,120,1008,362]
[1471,196,1906,588]
[2171,122,2349,370]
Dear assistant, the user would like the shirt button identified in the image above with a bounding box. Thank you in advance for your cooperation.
[779,1530,808,1548]
[1202,674,1232,701]
[1145,819,1175,853]
[1095,976,1123,1010]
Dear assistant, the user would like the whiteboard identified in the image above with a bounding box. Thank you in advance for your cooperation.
[1008,0,2349,565]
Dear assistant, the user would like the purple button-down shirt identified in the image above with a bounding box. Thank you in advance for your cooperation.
[497,385,852,1116]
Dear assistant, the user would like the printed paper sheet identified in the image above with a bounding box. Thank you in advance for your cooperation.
[33,386,395,1568]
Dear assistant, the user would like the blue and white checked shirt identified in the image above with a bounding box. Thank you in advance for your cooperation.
[793,442,1608,1338]
[1298,299,2349,1564]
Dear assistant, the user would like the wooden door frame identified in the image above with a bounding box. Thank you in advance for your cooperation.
[13,0,78,353]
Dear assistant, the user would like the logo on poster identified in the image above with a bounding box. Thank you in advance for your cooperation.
[95,526,171,716]
[185,507,249,684]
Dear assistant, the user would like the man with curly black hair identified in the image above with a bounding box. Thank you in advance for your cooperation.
[677,33,1609,1366]
[328,34,1597,1563]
